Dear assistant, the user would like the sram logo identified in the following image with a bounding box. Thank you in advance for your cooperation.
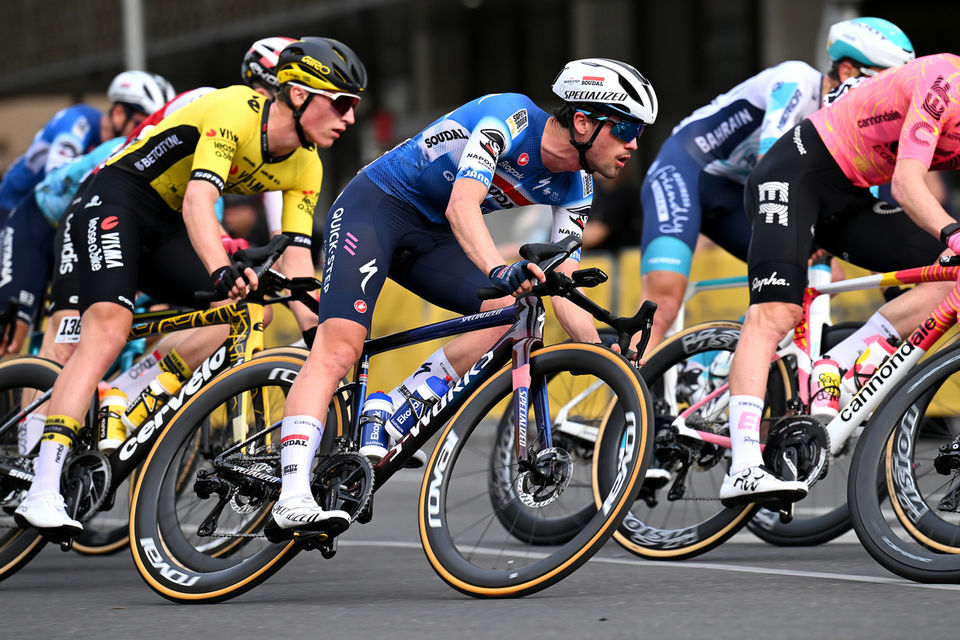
[119,346,228,461]
[139,537,200,586]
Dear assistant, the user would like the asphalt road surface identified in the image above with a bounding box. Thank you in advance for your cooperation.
[5,465,960,640]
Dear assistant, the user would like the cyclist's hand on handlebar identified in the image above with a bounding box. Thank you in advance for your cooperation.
[211,262,258,300]
[488,260,546,297]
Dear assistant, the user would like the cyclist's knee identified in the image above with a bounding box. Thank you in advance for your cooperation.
[744,301,800,336]
[312,319,365,375]
[642,271,686,326]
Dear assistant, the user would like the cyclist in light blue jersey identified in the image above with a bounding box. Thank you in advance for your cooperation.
[0,71,175,355]
[638,17,914,351]
[270,58,658,532]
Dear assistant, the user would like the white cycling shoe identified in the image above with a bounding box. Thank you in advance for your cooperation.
[14,492,83,540]
[719,466,807,507]
[270,495,351,534]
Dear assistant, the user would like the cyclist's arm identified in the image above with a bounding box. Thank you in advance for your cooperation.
[547,204,601,343]
[183,180,233,273]
[890,158,954,240]
[277,244,318,330]
[445,177,507,275]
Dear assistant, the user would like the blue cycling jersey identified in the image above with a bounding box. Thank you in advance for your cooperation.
[34,136,123,226]
[0,104,102,214]
[364,93,591,256]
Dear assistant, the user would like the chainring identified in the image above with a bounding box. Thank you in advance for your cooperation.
[62,450,112,522]
[762,416,830,488]
[312,452,374,522]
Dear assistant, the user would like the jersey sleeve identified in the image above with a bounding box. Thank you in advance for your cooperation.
[278,158,322,246]
[895,71,953,168]
[188,98,251,191]
[548,171,593,263]
[455,116,512,188]
[758,64,819,156]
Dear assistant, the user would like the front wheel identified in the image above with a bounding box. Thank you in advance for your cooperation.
[130,354,344,603]
[419,343,652,598]
[849,343,960,582]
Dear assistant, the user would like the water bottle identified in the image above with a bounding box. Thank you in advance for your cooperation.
[840,335,898,402]
[98,388,129,453]
[386,376,451,441]
[122,371,181,432]
[809,358,841,420]
[359,392,394,460]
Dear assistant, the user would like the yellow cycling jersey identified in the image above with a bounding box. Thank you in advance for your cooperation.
[107,85,321,242]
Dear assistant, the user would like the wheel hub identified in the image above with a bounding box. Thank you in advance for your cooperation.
[516,447,573,508]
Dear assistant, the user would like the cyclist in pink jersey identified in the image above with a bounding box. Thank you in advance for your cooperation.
[718,53,960,505]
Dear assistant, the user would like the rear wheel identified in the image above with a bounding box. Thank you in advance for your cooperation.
[0,357,62,580]
[611,321,795,559]
[130,355,345,603]
[420,343,652,597]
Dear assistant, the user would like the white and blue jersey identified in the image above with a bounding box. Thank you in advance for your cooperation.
[640,61,823,277]
[35,136,124,226]
[0,104,102,215]
[365,93,592,249]
[320,93,592,331]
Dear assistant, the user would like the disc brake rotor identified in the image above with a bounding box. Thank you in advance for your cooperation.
[516,447,573,508]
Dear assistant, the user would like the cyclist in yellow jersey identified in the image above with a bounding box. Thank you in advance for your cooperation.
[14,37,368,539]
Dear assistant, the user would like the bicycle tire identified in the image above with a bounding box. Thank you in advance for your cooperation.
[73,345,310,556]
[130,354,345,603]
[0,356,62,581]
[419,343,652,598]
[611,321,795,560]
[746,321,861,546]
[848,342,960,582]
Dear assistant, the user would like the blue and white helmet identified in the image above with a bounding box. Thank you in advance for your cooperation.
[827,17,914,71]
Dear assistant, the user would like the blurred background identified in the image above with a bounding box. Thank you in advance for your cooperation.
[0,0,956,371]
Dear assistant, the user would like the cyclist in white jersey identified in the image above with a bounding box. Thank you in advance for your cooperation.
[638,17,914,351]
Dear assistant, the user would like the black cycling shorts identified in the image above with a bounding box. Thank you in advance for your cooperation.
[317,171,490,332]
[51,167,209,314]
[744,119,943,306]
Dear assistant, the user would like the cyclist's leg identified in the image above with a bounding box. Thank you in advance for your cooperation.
[815,195,952,355]
[272,173,400,530]
[0,195,56,356]
[16,177,145,534]
[639,140,705,350]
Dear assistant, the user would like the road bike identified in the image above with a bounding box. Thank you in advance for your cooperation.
[848,256,960,583]
[0,235,313,580]
[129,237,657,602]
[606,259,955,559]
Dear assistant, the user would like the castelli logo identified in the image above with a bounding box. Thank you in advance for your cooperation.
[517,153,529,166]
[101,216,119,230]
[354,300,367,313]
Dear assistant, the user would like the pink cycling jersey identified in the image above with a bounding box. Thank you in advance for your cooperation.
[810,53,960,188]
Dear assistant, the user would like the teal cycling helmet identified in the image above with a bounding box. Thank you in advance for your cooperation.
[827,17,914,71]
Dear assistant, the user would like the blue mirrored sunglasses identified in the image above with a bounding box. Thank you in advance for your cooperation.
[577,109,646,142]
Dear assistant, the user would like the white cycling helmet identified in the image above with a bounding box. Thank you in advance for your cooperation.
[241,36,296,91]
[551,58,658,125]
[827,17,915,71]
[108,70,176,115]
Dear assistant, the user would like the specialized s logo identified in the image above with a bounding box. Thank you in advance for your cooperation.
[757,181,789,226]
[922,76,951,121]
[479,128,506,160]
[359,259,378,294]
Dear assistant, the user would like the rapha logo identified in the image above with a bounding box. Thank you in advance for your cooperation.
[751,271,788,292]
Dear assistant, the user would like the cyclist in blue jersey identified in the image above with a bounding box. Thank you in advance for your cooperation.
[0,71,175,356]
[637,17,914,351]
[270,58,658,532]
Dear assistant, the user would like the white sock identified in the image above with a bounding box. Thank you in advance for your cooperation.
[30,440,67,496]
[278,415,323,500]
[823,311,899,371]
[113,351,162,398]
[728,395,765,474]
[387,346,459,409]
[18,413,46,456]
